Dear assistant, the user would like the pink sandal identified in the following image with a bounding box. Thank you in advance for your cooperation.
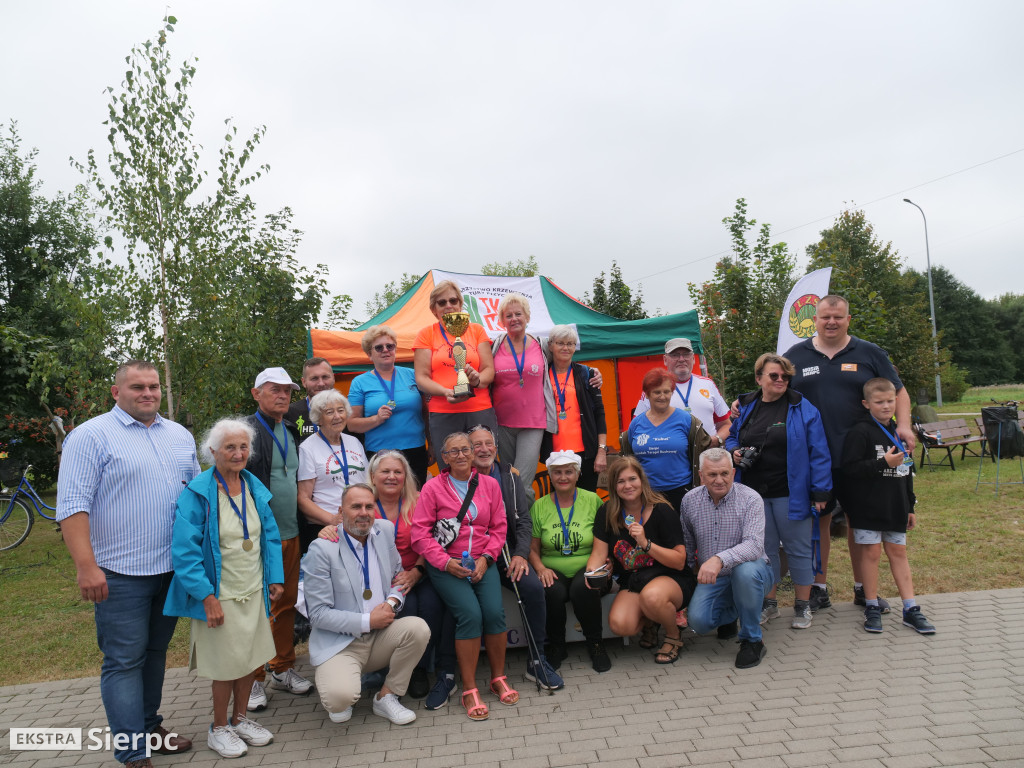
[461,688,489,720]
[489,675,519,706]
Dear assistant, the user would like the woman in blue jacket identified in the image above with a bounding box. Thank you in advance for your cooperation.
[165,418,285,759]
[726,353,831,630]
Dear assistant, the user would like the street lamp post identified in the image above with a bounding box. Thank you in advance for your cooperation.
[903,198,942,406]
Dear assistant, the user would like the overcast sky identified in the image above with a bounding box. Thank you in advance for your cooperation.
[4,2,1022,324]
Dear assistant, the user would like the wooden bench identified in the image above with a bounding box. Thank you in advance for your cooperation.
[916,419,987,471]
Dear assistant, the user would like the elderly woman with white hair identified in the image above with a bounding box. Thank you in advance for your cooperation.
[347,324,429,487]
[165,417,285,758]
[528,450,611,673]
[297,389,369,551]
[543,324,608,492]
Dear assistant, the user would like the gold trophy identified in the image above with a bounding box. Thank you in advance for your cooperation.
[442,311,472,397]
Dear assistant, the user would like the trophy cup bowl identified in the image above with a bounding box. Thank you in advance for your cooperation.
[442,311,472,397]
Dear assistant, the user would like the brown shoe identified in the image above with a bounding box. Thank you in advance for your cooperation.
[150,725,192,754]
[124,759,153,768]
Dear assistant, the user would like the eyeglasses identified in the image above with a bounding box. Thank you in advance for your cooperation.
[435,297,461,307]
[443,446,472,456]
[373,343,396,353]
[764,372,791,382]
[551,341,576,349]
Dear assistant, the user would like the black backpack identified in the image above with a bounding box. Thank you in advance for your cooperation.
[981,406,1024,459]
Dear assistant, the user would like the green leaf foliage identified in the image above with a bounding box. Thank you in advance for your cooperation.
[73,20,326,434]
[480,255,539,277]
[365,272,421,319]
[584,260,648,320]
[687,199,796,399]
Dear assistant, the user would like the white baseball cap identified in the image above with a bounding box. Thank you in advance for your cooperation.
[545,450,582,470]
[254,367,300,390]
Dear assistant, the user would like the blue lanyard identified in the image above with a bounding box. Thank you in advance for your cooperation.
[373,369,397,404]
[375,499,402,542]
[317,430,350,484]
[553,490,577,554]
[551,367,572,414]
[505,336,526,387]
[342,531,371,598]
[213,468,249,541]
[622,504,645,528]
[871,417,907,454]
[674,377,694,409]
[438,323,453,347]
[254,411,289,474]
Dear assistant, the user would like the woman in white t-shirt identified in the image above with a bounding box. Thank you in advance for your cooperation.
[296,390,368,549]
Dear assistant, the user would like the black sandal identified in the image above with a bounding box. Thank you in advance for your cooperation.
[638,621,659,650]
[654,634,684,664]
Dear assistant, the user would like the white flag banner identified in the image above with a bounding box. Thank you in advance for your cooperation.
[432,270,558,339]
[777,267,832,355]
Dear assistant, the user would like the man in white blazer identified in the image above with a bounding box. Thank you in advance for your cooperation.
[303,483,430,725]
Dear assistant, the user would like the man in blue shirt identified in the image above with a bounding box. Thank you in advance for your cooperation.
[57,361,200,768]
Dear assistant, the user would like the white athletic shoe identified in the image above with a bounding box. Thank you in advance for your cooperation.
[207,724,247,758]
[372,692,416,725]
[328,706,353,724]
[269,668,314,695]
[246,680,267,712]
[230,715,273,746]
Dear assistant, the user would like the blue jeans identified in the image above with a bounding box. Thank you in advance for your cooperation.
[687,560,774,642]
[94,570,178,764]
[763,496,814,586]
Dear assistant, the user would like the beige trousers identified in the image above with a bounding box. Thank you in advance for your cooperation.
[315,616,430,714]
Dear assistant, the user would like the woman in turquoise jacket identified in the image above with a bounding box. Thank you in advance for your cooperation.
[726,353,831,631]
[164,418,285,759]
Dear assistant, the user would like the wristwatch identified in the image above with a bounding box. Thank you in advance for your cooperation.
[483,554,495,566]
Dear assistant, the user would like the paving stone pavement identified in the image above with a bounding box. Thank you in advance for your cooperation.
[2,587,1022,768]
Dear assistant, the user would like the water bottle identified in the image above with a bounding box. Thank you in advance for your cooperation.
[935,430,942,444]
[461,550,475,582]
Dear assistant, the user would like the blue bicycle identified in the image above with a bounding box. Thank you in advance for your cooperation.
[0,463,58,551]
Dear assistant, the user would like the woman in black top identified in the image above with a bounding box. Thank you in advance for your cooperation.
[586,457,695,664]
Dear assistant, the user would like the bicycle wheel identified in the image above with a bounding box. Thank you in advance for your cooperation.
[0,495,33,550]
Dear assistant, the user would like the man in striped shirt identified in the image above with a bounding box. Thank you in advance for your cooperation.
[680,448,774,670]
[57,361,200,768]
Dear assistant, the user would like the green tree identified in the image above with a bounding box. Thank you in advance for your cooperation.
[480,255,539,277]
[806,208,964,401]
[687,199,795,397]
[990,293,1024,383]
[585,260,648,320]
[322,293,362,330]
[907,266,1014,386]
[365,272,421,319]
[1,123,115,485]
[74,17,325,429]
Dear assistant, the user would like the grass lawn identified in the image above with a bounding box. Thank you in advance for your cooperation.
[2,412,1022,686]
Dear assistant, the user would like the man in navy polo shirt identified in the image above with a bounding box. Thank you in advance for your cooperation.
[783,295,916,612]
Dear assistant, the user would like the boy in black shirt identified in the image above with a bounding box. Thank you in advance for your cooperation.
[840,378,935,635]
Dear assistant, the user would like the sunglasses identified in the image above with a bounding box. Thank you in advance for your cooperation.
[435,297,461,307]
[373,343,396,353]
[764,372,791,382]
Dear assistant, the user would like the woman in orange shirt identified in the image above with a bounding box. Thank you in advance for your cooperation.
[413,280,497,467]
[544,325,608,492]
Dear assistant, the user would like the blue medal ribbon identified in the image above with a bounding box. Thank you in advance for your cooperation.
[342,530,372,599]
[554,490,577,555]
[674,377,694,411]
[870,416,908,455]
[622,504,645,529]
[213,468,249,542]
[505,336,527,387]
[551,367,572,418]
[254,411,289,474]
[317,430,350,484]
[375,499,402,542]
[373,369,397,408]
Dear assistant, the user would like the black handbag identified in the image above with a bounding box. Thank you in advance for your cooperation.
[431,473,479,547]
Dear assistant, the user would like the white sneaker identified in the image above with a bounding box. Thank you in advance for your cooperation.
[760,601,780,625]
[230,715,273,746]
[328,706,353,724]
[269,668,313,695]
[372,692,416,725]
[791,606,813,630]
[208,724,247,758]
[247,680,268,712]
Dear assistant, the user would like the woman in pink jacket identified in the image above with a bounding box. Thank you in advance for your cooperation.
[411,432,511,721]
